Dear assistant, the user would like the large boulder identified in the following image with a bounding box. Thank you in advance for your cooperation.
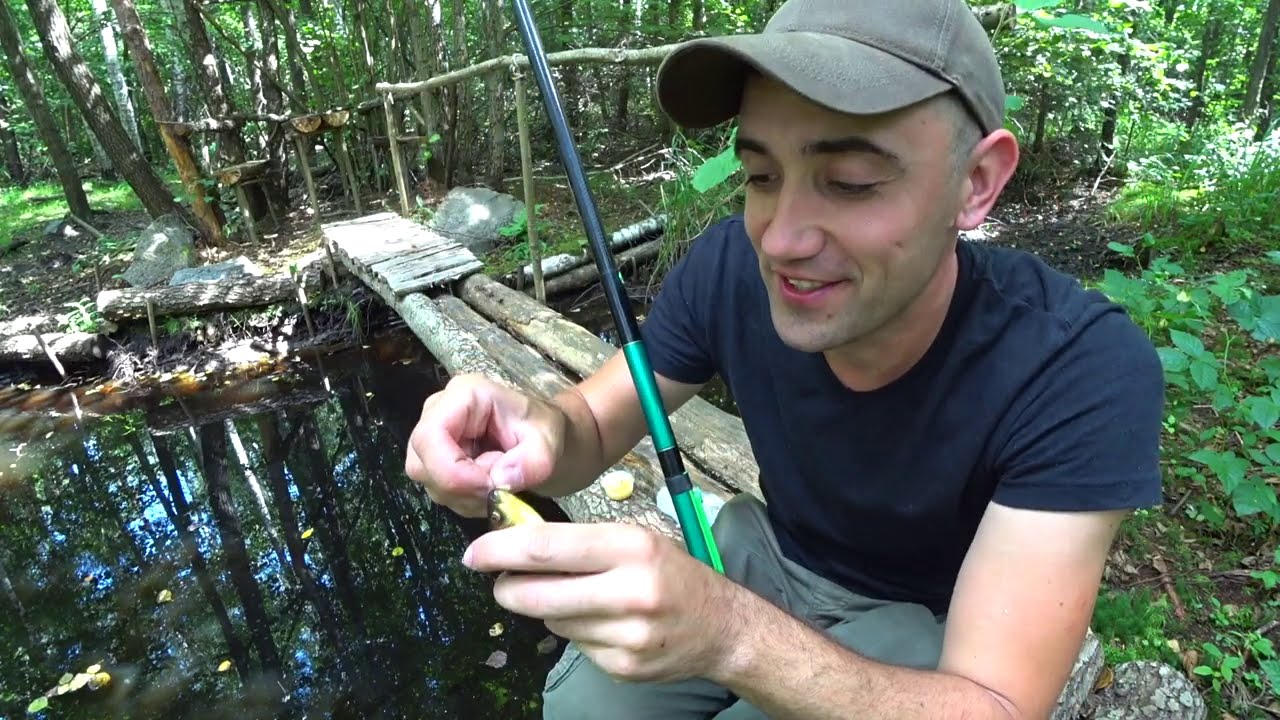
[120,214,197,288]
[429,186,524,256]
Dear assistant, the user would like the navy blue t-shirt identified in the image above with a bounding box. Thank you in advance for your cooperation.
[639,215,1165,616]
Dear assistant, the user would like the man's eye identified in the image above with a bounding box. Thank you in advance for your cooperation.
[830,181,878,195]
[745,173,775,186]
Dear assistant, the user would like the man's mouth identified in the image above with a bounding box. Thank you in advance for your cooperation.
[781,276,834,292]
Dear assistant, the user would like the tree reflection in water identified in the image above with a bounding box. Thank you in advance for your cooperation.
[0,329,563,719]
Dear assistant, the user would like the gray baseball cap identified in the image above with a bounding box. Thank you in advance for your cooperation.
[655,0,1006,135]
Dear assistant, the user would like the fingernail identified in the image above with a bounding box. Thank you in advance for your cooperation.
[462,544,475,568]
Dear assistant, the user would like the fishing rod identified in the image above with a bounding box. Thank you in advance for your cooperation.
[507,0,723,573]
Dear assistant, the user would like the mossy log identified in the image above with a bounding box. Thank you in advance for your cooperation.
[97,271,322,322]
[0,332,107,364]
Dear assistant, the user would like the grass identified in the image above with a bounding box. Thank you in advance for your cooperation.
[0,179,142,248]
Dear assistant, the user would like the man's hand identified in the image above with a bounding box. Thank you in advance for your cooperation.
[462,521,741,683]
[405,374,565,518]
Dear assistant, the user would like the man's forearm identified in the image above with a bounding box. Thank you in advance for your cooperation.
[712,588,1019,720]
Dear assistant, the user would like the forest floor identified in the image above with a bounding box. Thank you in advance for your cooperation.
[1,160,1277,718]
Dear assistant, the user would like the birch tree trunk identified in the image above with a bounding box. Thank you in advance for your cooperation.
[0,1,87,213]
[225,419,291,582]
[88,0,143,151]
[109,0,227,245]
[25,0,183,221]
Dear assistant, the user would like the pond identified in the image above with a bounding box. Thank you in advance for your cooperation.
[0,328,566,720]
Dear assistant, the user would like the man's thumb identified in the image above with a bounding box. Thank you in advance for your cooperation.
[489,452,528,491]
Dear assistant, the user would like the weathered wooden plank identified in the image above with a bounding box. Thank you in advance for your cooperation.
[389,256,482,295]
[377,249,475,285]
[367,243,459,276]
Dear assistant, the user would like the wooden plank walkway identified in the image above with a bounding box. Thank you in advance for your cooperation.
[322,212,483,300]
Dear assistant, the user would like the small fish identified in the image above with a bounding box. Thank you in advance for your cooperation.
[487,488,545,530]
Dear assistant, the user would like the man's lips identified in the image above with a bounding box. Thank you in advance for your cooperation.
[776,274,846,304]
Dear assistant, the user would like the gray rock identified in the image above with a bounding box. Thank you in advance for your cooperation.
[428,186,524,256]
[120,214,196,288]
[169,256,265,286]
[1087,661,1206,720]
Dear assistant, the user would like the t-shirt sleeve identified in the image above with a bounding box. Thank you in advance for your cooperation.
[636,225,724,386]
[990,309,1166,512]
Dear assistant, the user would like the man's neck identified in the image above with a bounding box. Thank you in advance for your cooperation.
[823,247,960,392]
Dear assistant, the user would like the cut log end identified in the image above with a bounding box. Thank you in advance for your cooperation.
[290,115,324,135]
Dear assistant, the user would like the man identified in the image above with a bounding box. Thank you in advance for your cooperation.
[405,0,1166,718]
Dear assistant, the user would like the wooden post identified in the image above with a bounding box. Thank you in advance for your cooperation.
[383,93,412,216]
[234,185,259,245]
[513,67,545,303]
[292,134,321,220]
[333,129,363,214]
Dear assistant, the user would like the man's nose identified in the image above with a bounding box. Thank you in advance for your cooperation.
[758,184,824,261]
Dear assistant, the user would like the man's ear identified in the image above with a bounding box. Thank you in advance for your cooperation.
[955,129,1019,231]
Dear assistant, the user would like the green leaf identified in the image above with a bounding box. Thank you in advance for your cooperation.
[1264,250,1280,266]
[1168,329,1205,356]
[1231,477,1279,518]
[1156,346,1188,372]
[1266,443,1280,465]
[1243,397,1280,431]
[1015,0,1064,9]
[1192,665,1214,676]
[1005,94,1025,112]
[1107,241,1135,256]
[1035,12,1111,33]
[26,697,48,714]
[1259,659,1280,698]
[1253,295,1280,342]
[1190,359,1218,391]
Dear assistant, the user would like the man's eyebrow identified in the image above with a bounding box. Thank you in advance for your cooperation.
[734,134,901,165]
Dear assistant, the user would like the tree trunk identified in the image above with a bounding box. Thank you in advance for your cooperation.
[108,0,226,246]
[0,90,26,185]
[88,0,143,151]
[0,0,88,215]
[151,432,253,681]
[1243,0,1280,119]
[225,420,290,580]
[1184,11,1223,130]
[1255,33,1279,141]
[199,421,284,674]
[25,0,183,221]
[456,273,763,499]
[484,0,505,190]
[255,413,345,648]
[182,0,269,223]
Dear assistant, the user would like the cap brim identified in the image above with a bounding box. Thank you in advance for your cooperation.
[656,32,952,129]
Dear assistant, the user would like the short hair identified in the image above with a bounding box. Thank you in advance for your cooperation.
[935,90,984,174]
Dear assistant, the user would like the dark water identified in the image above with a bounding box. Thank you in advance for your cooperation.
[0,330,564,720]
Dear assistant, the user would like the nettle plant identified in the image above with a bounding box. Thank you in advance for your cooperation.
[1096,247,1280,531]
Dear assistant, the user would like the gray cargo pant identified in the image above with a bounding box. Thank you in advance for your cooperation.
[540,493,948,719]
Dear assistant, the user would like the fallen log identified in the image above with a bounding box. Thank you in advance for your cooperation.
[457,273,762,500]
[397,290,685,538]
[542,237,661,297]
[508,213,665,285]
[0,332,107,364]
[97,271,322,322]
